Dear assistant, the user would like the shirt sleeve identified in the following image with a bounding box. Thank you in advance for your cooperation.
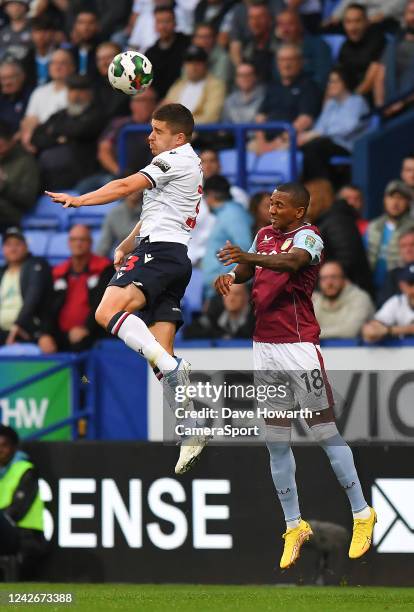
[293,229,324,264]
[248,233,258,254]
[374,296,399,326]
[139,153,179,189]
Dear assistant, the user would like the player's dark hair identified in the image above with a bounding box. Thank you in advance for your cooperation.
[344,3,367,16]
[276,182,310,210]
[0,425,19,446]
[403,152,414,161]
[154,5,175,17]
[152,104,194,139]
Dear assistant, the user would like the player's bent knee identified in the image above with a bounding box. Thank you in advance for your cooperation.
[309,421,338,442]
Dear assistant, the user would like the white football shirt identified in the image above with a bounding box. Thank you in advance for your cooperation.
[138,143,203,246]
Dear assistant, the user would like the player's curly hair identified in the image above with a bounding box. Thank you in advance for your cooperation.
[152,104,194,140]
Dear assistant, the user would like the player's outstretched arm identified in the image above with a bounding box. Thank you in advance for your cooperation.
[46,173,152,208]
[219,243,311,274]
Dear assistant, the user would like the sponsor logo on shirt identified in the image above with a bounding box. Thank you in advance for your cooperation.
[152,158,171,173]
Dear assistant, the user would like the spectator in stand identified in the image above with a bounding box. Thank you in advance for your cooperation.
[0,425,47,575]
[306,178,374,294]
[337,3,385,99]
[0,0,32,66]
[192,22,233,88]
[201,174,252,297]
[293,0,323,34]
[194,0,237,33]
[20,48,75,152]
[183,283,255,339]
[366,180,414,291]
[0,227,52,346]
[249,190,271,234]
[96,192,142,257]
[94,41,130,122]
[400,153,414,212]
[313,261,375,338]
[30,15,58,87]
[379,228,414,305]
[165,45,225,123]
[65,10,101,79]
[254,43,321,153]
[31,74,105,190]
[229,1,274,82]
[299,68,369,183]
[227,0,285,55]
[273,9,332,88]
[222,61,265,124]
[80,87,156,193]
[338,184,368,235]
[323,0,406,32]
[363,263,414,341]
[0,122,40,230]
[145,6,190,100]
[92,0,132,42]
[374,1,414,109]
[0,59,32,133]
[200,148,249,207]
[38,224,113,353]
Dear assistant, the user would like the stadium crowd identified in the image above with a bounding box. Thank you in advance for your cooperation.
[1,0,414,350]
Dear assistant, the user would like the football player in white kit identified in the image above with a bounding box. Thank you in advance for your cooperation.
[46,104,207,474]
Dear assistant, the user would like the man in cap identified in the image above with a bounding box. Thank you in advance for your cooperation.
[366,180,414,292]
[0,228,52,346]
[363,263,414,341]
[164,45,226,123]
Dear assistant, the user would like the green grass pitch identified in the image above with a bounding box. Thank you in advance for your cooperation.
[1,585,413,611]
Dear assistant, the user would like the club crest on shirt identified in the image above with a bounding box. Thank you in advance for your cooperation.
[305,235,316,248]
[280,238,293,251]
[152,158,171,173]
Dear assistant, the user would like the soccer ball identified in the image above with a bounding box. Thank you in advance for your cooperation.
[108,51,153,95]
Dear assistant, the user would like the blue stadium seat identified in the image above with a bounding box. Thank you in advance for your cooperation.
[218,149,256,182]
[22,192,80,230]
[46,231,70,264]
[69,201,120,229]
[322,0,341,20]
[248,150,303,191]
[322,34,346,61]
[0,343,42,356]
[182,268,204,315]
[24,230,51,257]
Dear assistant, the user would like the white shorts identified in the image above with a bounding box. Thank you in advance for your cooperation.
[253,341,333,413]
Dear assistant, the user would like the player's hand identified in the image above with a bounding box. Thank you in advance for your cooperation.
[45,191,82,208]
[214,274,234,297]
[114,248,127,271]
[217,241,249,266]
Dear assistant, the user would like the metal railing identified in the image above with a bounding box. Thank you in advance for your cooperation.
[0,353,95,441]
[118,122,299,189]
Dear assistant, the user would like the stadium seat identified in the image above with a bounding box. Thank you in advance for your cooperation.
[69,201,120,229]
[218,149,256,182]
[182,268,204,315]
[22,192,80,231]
[0,343,42,356]
[322,0,341,19]
[248,150,303,191]
[322,34,346,61]
[24,230,51,257]
[46,231,70,264]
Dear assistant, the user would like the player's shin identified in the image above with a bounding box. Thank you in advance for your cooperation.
[265,425,301,529]
[309,422,370,517]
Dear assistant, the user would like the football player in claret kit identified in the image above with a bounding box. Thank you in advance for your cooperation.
[215,182,376,569]
[46,103,208,474]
